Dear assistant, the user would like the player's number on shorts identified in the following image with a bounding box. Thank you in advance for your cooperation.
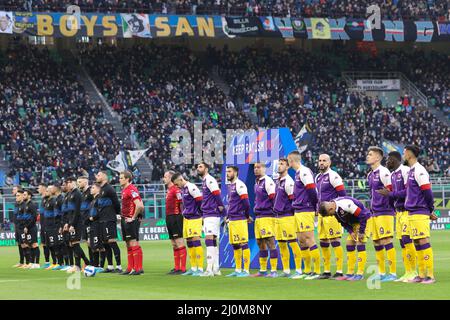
[233,234,240,242]
[283,230,287,237]
[379,227,384,235]
[412,228,418,237]
[402,224,407,233]
[261,228,266,236]
[93,236,99,243]
[329,228,334,236]
[70,230,76,236]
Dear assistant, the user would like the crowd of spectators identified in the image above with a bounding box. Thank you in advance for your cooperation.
[0,43,123,185]
[212,44,449,178]
[0,41,448,184]
[0,0,448,20]
[79,43,253,182]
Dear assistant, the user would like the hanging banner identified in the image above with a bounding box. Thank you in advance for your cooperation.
[356,79,401,91]
[0,11,13,34]
[1,12,449,41]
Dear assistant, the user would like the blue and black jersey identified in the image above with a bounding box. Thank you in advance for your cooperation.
[81,187,94,225]
[54,194,65,228]
[16,200,38,230]
[63,188,82,226]
[98,183,120,223]
[89,195,101,221]
[39,196,49,229]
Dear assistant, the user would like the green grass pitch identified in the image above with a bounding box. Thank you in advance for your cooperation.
[0,231,449,300]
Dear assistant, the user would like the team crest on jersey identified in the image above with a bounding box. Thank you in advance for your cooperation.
[131,191,139,197]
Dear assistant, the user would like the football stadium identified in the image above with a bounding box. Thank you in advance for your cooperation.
[0,0,449,304]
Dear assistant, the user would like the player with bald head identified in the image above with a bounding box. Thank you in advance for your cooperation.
[287,151,320,280]
[315,154,346,279]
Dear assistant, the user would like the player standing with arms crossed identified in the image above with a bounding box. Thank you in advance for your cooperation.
[197,162,225,277]
[315,154,346,279]
[224,166,252,278]
[163,170,186,275]
[403,145,436,284]
[288,151,320,280]
[21,189,40,269]
[171,172,204,276]
[251,162,278,278]
[376,151,417,282]
[78,176,94,266]
[366,146,397,282]
[273,159,303,278]
[119,171,145,275]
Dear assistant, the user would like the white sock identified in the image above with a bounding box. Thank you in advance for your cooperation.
[213,246,220,272]
[206,246,214,272]
[283,269,290,274]
[107,265,114,270]
[116,265,122,270]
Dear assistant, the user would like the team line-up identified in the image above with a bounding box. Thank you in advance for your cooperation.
[164,145,435,283]
[11,145,436,283]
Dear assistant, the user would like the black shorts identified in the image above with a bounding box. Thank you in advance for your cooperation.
[99,221,117,242]
[81,224,89,241]
[68,222,83,242]
[46,227,64,247]
[121,219,140,241]
[166,214,183,240]
[62,231,71,244]
[18,230,27,245]
[24,226,38,245]
[89,222,103,250]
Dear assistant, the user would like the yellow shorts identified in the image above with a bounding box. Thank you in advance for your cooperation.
[275,216,297,241]
[346,223,370,243]
[371,215,394,241]
[318,215,343,240]
[228,219,249,244]
[254,217,275,239]
[395,211,410,239]
[409,214,430,240]
[183,217,202,239]
[294,211,315,233]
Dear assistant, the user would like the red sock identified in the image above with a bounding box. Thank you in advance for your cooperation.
[131,246,139,271]
[127,247,134,272]
[173,248,180,271]
[137,246,143,271]
[179,246,187,272]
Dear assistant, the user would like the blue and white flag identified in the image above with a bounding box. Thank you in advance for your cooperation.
[294,124,313,153]
[381,139,404,155]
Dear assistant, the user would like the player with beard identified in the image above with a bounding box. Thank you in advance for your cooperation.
[88,183,105,271]
[60,180,74,271]
[38,183,56,269]
[50,183,67,270]
[95,171,122,273]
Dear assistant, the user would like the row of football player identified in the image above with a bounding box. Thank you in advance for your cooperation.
[11,171,145,275]
[163,145,435,283]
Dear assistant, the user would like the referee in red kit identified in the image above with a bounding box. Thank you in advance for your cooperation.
[163,170,186,275]
[119,171,145,275]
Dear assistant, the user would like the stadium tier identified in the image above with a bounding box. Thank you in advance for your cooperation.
[0,0,448,19]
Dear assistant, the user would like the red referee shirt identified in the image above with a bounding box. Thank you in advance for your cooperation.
[166,185,182,216]
[121,184,142,218]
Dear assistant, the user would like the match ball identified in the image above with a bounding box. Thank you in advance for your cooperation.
[84,265,97,277]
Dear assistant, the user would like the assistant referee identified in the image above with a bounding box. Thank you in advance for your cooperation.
[163,170,186,275]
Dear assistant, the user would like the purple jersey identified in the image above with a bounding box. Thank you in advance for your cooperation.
[254,175,276,217]
[316,169,345,202]
[368,165,394,216]
[201,174,221,218]
[181,182,203,219]
[391,164,409,211]
[292,165,317,212]
[226,179,249,221]
[405,162,432,215]
[333,196,370,233]
[273,174,295,217]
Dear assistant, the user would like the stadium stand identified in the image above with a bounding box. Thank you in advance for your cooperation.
[0,0,448,19]
[77,43,449,180]
[0,43,124,185]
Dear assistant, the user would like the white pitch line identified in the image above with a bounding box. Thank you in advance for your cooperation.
[0,277,63,283]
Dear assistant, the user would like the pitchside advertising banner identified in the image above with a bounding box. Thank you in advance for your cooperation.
[1,11,449,42]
